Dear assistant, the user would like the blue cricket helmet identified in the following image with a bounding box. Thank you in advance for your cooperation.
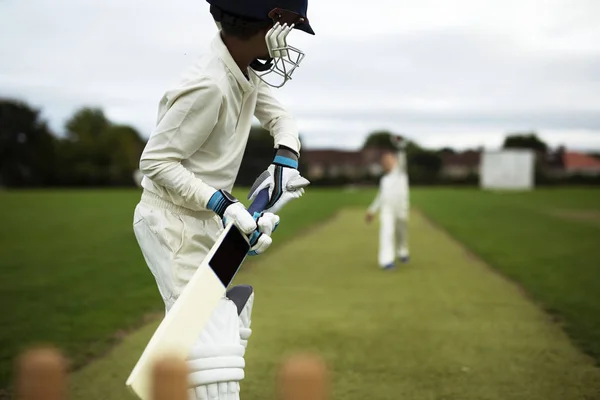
[206,0,314,35]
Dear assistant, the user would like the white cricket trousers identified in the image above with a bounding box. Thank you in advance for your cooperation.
[378,207,409,267]
[133,191,223,311]
[133,191,248,400]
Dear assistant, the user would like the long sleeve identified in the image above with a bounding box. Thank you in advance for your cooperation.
[139,80,223,209]
[253,80,301,153]
[368,186,382,214]
[401,173,410,206]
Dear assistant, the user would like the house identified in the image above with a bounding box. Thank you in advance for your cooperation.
[542,148,600,177]
[562,151,600,176]
[302,147,388,180]
[439,150,481,179]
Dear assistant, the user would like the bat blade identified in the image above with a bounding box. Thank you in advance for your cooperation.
[126,222,250,399]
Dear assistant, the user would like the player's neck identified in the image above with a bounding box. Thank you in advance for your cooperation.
[221,34,257,74]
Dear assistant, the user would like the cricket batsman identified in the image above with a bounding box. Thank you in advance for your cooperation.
[132,0,314,398]
[365,135,410,270]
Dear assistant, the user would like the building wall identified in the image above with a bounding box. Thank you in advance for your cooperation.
[565,167,600,176]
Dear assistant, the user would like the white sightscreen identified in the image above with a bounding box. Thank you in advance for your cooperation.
[479,150,535,190]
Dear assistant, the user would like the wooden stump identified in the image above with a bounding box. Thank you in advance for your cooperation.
[151,356,188,400]
[278,353,329,400]
[16,347,67,400]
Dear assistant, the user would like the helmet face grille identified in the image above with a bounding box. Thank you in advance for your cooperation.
[209,3,310,88]
[251,22,306,88]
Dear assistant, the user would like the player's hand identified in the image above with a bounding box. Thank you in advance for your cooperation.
[248,146,310,214]
[247,212,280,256]
[365,212,374,224]
[207,190,257,234]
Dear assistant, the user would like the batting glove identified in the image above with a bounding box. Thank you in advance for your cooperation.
[248,146,310,214]
[247,212,280,256]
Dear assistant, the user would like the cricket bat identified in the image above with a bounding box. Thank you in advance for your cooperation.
[126,189,271,400]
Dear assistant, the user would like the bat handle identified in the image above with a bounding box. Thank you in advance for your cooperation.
[247,188,270,215]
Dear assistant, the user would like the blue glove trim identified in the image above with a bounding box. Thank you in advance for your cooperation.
[248,250,259,256]
[207,191,231,216]
[249,231,261,247]
[273,155,298,169]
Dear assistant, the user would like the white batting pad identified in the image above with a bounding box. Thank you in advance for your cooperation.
[187,298,245,400]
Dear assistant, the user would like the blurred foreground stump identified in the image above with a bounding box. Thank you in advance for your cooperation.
[16,347,67,400]
[14,347,328,400]
[278,353,329,400]
[151,356,188,400]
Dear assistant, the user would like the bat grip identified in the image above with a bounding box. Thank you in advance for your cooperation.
[247,188,270,215]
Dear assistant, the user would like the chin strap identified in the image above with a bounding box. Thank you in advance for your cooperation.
[250,58,273,71]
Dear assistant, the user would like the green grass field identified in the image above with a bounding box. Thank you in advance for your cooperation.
[0,188,372,389]
[1,187,600,399]
[412,188,600,362]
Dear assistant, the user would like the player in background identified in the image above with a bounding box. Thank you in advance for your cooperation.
[132,0,314,398]
[365,135,410,270]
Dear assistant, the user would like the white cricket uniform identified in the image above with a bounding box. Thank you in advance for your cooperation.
[368,165,410,267]
[132,32,300,400]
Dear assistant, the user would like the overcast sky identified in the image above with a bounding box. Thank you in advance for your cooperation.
[1,0,600,151]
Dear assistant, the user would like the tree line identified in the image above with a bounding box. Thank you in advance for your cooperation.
[0,98,280,188]
[1,99,146,187]
[355,130,573,186]
[1,97,597,188]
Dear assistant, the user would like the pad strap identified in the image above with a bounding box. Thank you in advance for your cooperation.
[187,345,245,387]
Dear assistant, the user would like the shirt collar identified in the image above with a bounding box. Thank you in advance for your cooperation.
[211,33,255,93]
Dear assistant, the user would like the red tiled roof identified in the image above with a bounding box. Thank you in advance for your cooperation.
[563,152,600,169]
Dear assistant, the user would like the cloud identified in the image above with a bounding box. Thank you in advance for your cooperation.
[1,0,599,150]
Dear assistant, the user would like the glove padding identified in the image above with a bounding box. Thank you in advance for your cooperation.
[247,212,280,256]
[248,166,310,215]
[208,190,280,257]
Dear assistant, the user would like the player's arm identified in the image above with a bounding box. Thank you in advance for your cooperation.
[254,80,301,153]
[139,80,256,234]
[365,187,381,223]
[248,81,309,213]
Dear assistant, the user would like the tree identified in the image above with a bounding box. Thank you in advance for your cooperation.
[362,130,422,152]
[407,150,443,184]
[57,107,146,186]
[438,147,456,154]
[0,98,57,187]
[362,130,397,150]
[362,130,442,184]
[104,124,147,185]
[65,107,110,142]
[502,132,548,153]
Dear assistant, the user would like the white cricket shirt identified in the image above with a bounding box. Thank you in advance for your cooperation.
[368,167,410,215]
[139,33,301,212]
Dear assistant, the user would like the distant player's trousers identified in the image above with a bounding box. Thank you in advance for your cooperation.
[133,191,252,400]
[378,207,409,267]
